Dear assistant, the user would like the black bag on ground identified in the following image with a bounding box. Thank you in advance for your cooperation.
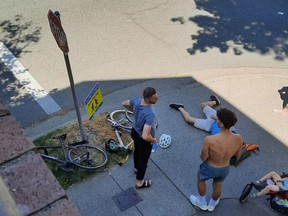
[239,183,253,203]
[230,143,260,166]
[230,148,251,166]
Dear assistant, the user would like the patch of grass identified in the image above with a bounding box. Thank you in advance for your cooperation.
[33,112,133,189]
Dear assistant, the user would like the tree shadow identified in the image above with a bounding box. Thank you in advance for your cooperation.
[1,15,41,57]
[0,15,42,108]
[185,0,288,60]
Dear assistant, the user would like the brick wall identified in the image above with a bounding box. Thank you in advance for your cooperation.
[0,101,80,216]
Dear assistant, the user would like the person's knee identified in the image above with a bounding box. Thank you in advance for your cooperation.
[184,116,192,123]
[200,103,206,110]
[182,113,194,124]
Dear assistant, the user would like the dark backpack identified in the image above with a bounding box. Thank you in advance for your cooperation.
[230,143,260,166]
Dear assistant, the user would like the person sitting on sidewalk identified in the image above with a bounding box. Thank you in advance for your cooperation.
[169,95,237,135]
[251,171,288,198]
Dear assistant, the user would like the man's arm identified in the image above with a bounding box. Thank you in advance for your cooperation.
[122,100,133,111]
[233,135,244,166]
[200,137,210,161]
[142,124,157,143]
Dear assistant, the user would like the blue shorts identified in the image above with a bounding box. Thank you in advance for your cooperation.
[198,162,230,182]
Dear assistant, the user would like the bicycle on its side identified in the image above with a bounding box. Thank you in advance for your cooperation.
[106,109,158,149]
[106,110,134,149]
[105,109,158,165]
[35,134,108,171]
[105,110,134,165]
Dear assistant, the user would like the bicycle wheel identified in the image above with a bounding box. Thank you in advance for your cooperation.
[110,110,133,130]
[110,109,158,129]
[125,110,134,124]
[68,144,108,170]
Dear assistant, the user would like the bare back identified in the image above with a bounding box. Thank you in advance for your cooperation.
[201,130,243,167]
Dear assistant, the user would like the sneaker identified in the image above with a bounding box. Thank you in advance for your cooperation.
[210,95,220,106]
[207,198,220,212]
[169,103,184,110]
[190,195,208,211]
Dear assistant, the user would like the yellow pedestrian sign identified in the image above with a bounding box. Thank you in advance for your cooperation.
[84,83,103,120]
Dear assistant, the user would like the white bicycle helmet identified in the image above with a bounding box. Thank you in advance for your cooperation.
[158,134,172,148]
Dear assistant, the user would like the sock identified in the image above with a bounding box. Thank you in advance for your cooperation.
[198,195,206,203]
[209,198,219,206]
[251,193,259,198]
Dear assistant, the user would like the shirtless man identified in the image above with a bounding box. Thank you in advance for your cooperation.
[169,96,242,211]
[191,108,243,211]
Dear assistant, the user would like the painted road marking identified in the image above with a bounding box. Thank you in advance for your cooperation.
[0,42,61,114]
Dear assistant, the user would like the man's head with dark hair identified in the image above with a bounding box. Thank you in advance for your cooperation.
[143,87,156,99]
[143,87,158,104]
[217,108,237,129]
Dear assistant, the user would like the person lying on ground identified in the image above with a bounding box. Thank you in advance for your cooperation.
[169,95,237,135]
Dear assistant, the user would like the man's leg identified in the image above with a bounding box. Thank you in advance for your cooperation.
[255,185,279,197]
[257,171,287,190]
[135,140,152,188]
[200,94,220,110]
[170,94,220,125]
[207,181,222,211]
[189,174,208,210]
[259,171,281,182]
[200,101,217,110]
[131,128,140,173]
[212,181,223,200]
[169,103,197,125]
[197,174,207,196]
[178,107,197,125]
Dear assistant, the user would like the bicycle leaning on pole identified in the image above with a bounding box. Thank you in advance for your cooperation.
[35,133,108,171]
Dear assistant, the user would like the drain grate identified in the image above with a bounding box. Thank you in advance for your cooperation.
[112,187,142,211]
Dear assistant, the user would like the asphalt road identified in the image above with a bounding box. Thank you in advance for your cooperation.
[0,0,287,127]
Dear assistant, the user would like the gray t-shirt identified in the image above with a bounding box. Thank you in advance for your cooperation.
[130,97,157,138]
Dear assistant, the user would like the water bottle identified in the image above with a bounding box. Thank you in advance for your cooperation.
[151,143,157,153]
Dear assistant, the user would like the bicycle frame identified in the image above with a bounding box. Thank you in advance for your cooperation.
[106,115,133,150]
[114,127,133,149]
[37,144,72,166]
[35,133,108,170]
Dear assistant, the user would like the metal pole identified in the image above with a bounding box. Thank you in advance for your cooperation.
[63,53,86,141]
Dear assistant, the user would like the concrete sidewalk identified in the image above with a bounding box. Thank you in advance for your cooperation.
[26,69,288,216]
